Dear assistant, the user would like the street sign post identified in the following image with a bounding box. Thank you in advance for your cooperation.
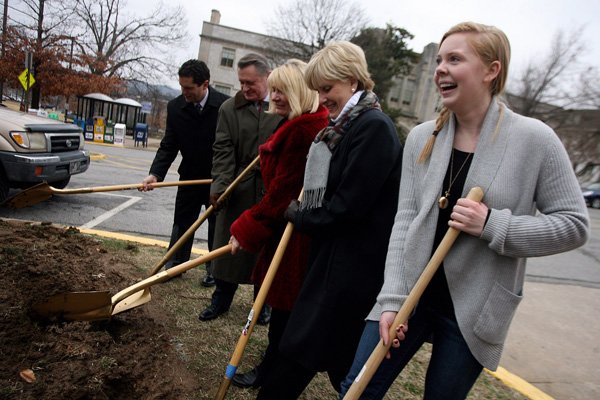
[20,51,35,111]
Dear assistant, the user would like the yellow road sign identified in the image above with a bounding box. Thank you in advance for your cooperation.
[18,69,35,91]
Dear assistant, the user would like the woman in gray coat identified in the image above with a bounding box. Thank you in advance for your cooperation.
[340,22,590,399]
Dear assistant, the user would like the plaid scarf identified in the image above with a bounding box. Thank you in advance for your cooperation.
[300,90,381,210]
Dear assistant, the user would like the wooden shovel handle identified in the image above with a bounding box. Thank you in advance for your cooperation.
[111,244,232,305]
[214,189,303,400]
[344,187,484,400]
[148,156,261,276]
[51,179,212,194]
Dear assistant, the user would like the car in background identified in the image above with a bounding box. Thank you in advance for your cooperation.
[582,183,600,209]
[0,105,90,202]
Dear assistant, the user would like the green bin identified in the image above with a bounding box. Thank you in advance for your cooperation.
[104,120,115,144]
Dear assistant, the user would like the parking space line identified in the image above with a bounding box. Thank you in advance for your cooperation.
[80,193,141,229]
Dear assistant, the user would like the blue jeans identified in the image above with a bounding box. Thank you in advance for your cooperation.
[339,306,483,399]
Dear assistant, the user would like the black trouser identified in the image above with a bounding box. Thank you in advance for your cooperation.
[257,347,346,399]
[209,278,238,311]
[165,185,214,269]
[209,280,266,313]
[260,308,290,374]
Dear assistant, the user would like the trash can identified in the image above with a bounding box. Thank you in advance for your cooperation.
[93,116,105,143]
[134,123,148,147]
[104,120,115,144]
[113,123,126,147]
[73,117,85,132]
[84,118,94,141]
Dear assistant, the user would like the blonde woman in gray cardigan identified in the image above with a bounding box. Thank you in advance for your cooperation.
[340,22,590,400]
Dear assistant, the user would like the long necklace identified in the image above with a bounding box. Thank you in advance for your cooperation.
[438,149,472,209]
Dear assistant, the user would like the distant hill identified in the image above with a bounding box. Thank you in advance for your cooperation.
[125,80,179,100]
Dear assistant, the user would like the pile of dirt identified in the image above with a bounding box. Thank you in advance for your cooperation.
[0,219,199,399]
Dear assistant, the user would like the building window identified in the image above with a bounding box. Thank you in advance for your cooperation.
[214,84,232,95]
[220,48,235,68]
[403,80,415,106]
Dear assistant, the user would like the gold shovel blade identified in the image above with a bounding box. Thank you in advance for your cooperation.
[2,182,53,208]
[32,291,113,321]
[111,289,151,316]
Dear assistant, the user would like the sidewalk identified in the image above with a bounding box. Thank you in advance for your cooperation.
[499,280,600,400]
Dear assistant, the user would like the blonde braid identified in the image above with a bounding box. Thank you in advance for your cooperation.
[417,107,450,163]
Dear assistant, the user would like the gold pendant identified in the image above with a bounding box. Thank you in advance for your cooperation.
[438,196,449,209]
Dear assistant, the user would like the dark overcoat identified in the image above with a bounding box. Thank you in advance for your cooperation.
[210,91,283,283]
[230,105,329,310]
[150,88,229,185]
[280,108,403,372]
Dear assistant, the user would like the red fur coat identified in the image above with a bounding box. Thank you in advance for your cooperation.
[230,105,329,310]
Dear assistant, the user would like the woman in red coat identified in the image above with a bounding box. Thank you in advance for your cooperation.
[228,59,329,388]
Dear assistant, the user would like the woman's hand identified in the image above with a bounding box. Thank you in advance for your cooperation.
[379,311,408,359]
[449,198,489,237]
[229,236,242,254]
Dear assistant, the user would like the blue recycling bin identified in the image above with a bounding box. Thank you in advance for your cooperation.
[134,123,148,147]
[84,118,94,141]
[72,117,85,132]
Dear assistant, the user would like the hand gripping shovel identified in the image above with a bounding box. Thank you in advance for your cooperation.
[32,244,232,322]
[343,187,484,400]
[214,190,302,400]
[3,179,212,209]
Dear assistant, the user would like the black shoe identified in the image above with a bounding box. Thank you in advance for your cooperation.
[232,366,263,388]
[201,272,215,287]
[256,304,271,326]
[198,304,227,321]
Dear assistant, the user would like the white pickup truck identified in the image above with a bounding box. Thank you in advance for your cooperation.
[0,105,90,202]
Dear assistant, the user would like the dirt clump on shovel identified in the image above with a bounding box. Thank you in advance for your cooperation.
[0,219,199,399]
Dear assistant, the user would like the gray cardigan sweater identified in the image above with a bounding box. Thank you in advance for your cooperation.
[370,100,590,370]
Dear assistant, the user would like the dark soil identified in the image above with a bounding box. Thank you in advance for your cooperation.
[0,219,199,400]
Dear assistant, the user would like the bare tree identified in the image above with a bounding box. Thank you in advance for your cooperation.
[266,0,369,61]
[60,0,187,82]
[576,66,600,109]
[508,27,588,125]
[507,26,600,176]
[5,0,76,108]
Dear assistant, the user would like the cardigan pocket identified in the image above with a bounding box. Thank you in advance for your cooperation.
[473,282,523,345]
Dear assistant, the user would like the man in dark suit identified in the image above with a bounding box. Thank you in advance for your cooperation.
[141,59,229,283]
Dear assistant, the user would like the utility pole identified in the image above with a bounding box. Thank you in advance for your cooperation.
[0,0,8,103]
[64,36,74,122]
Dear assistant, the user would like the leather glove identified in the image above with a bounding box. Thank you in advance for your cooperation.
[284,199,300,223]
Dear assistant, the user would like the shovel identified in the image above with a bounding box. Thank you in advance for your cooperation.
[32,244,232,322]
[215,190,302,400]
[3,179,212,209]
[147,155,260,276]
[343,186,484,400]
[110,156,261,318]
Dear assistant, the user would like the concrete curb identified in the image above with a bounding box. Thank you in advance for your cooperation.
[487,367,555,400]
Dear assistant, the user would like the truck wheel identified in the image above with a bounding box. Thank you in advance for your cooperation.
[592,198,600,209]
[52,177,71,189]
[0,171,9,203]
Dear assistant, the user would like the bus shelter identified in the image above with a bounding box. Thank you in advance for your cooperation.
[74,93,146,139]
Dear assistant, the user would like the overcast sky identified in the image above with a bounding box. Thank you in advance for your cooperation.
[126,0,600,90]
